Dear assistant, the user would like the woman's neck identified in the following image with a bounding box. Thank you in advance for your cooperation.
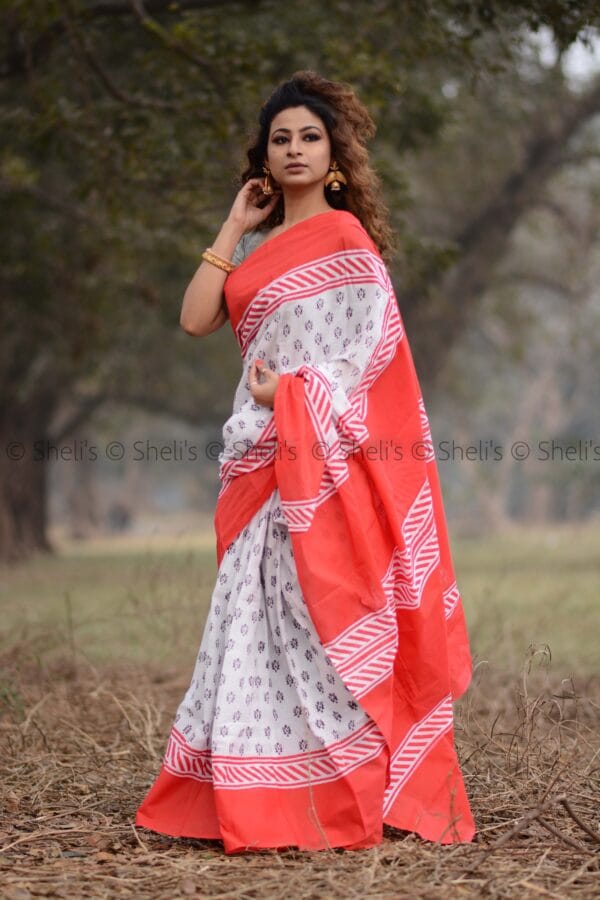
[278,190,334,228]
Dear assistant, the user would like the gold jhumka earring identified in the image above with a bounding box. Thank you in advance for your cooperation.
[324,160,348,191]
[262,164,275,195]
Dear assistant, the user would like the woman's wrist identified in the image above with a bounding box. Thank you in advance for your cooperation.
[221,216,247,241]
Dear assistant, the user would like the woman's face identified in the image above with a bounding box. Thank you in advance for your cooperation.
[265,105,332,190]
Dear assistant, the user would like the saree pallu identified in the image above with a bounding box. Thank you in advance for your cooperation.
[135,209,476,852]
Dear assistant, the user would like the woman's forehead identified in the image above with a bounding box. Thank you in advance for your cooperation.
[269,106,325,132]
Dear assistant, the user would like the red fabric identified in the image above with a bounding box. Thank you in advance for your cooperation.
[136,209,475,851]
[135,739,389,852]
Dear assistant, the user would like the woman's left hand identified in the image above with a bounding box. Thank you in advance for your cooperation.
[249,359,280,408]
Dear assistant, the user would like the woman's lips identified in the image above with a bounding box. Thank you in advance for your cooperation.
[286,164,307,170]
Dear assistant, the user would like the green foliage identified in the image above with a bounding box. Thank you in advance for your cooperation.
[0,0,597,421]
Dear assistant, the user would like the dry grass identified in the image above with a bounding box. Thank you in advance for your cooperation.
[0,635,598,899]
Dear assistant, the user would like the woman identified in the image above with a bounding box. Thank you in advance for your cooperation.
[135,71,476,854]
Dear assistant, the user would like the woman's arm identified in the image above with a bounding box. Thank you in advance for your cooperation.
[180,218,244,336]
[180,179,281,336]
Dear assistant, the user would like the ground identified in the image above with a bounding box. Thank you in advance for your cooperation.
[0,522,598,898]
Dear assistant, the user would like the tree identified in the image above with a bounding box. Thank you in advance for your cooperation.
[1,0,598,560]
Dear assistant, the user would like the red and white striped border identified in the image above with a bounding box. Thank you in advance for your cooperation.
[443,581,461,619]
[324,588,398,700]
[393,480,441,609]
[163,695,455,806]
[218,250,404,501]
[320,549,460,703]
[383,694,453,814]
[236,249,393,356]
[217,420,278,498]
[418,395,436,462]
[272,303,403,531]
[163,718,387,790]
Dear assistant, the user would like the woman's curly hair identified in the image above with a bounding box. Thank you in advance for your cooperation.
[237,70,397,264]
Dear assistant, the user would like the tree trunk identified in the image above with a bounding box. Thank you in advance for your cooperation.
[63,425,100,540]
[0,396,56,563]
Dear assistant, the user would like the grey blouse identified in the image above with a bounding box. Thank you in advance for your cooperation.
[231,228,272,266]
[220,229,272,320]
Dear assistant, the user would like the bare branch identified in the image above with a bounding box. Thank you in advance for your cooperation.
[0,177,103,226]
[494,271,576,298]
[1,0,253,79]
[560,797,600,844]
[466,794,568,874]
[403,76,600,389]
[128,0,246,136]
[51,392,110,444]
[58,0,180,111]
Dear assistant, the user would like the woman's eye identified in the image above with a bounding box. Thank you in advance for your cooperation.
[272,134,320,143]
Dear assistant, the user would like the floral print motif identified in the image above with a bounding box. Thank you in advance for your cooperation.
[217,278,382,475]
[171,487,370,757]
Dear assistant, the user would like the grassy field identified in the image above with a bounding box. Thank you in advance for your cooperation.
[2,520,598,674]
[0,521,598,898]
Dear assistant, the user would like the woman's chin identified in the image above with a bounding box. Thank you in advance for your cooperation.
[278,177,319,191]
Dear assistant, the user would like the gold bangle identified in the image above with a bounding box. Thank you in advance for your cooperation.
[201,248,236,274]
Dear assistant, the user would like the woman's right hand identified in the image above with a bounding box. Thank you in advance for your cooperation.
[226,178,281,234]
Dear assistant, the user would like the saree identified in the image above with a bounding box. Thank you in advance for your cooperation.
[135,208,476,853]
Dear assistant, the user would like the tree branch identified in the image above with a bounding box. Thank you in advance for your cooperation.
[128,0,247,136]
[403,77,600,390]
[1,0,254,79]
[58,0,181,110]
[0,177,104,225]
[50,392,110,444]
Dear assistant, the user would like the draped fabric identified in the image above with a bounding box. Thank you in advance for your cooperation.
[135,209,476,853]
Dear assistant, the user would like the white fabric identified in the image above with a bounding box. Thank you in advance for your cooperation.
[171,487,371,758]
[169,244,398,768]
[218,248,394,481]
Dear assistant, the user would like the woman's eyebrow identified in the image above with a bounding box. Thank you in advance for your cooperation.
[271,126,322,136]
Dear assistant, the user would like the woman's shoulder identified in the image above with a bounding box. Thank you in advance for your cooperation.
[334,209,361,226]
[333,209,378,253]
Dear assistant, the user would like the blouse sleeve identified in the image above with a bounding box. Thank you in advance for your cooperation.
[230,233,247,267]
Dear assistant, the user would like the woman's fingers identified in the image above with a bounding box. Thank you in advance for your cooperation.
[248,359,278,409]
[250,360,264,383]
[266,191,280,206]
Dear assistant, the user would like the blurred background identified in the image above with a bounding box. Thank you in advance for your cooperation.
[0,4,599,892]
[0,4,598,656]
